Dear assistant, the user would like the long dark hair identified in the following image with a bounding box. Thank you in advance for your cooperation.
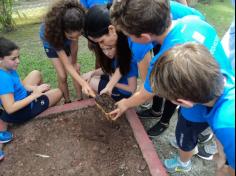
[44,0,85,49]
[84,5,132,75]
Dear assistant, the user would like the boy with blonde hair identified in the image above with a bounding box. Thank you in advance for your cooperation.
[150,42,235,175]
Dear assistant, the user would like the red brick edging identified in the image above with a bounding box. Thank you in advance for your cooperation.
[37,99,167,176]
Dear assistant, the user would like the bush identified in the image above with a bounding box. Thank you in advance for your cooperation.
[0,0,15,32]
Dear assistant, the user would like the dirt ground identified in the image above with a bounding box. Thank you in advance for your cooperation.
[140,109,216,176]
[0,106,150,176]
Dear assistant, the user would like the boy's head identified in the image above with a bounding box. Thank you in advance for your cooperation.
[110,0,171,43]
[150,43,224,107]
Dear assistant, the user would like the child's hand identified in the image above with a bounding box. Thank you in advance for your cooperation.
[74,63,80,73]
[32,84,50,97]
[81,82,96,98]
[109,99,128,121]
[100,86,112,96]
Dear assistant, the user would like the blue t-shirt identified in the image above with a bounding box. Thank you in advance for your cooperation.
[170,1,205,20]
[185,72,235,169]
[145,16,234,93]
[80,0,112,9]
[128,38,153,63]
[39,23,71,50]
[0,69,27,106]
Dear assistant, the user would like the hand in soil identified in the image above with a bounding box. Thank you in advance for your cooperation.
[95,94,117,120]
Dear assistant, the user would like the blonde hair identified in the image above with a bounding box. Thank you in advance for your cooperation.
[150,43,224,103]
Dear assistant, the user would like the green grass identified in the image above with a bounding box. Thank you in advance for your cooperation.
[0,0,234,99]
[195,0,234,37]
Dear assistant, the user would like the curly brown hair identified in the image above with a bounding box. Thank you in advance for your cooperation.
[44,0,85,49]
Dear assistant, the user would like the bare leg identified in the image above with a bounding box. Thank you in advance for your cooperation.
[179,149,194,162]
[88,76,101,93]
[44,88,62,107]
[51,58,71,103]
[0,119,7,150]
[23,70,42,86]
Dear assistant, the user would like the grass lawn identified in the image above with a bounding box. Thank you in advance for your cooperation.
[0,0,234,99]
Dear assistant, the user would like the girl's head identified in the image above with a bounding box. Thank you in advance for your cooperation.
[84,5,131,76]
[0,37,20,71]
[84,5,117,47]
[45,0,85,49]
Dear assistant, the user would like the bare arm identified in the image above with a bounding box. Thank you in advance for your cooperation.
[176,0,188,5]
[100,68,122,95]
[70,40,79,64]
[138,52,152,82]
[109,85,154,120]
[115,77,137,94]
[0,84,50,114]
[57,50,95,97]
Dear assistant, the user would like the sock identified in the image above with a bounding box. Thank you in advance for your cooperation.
[177,156,191,167]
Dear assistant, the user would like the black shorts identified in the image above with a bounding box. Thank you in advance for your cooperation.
[43,45,71,59]
[98,75,131,102]
[0,94,49,124]
[176,112,209,152]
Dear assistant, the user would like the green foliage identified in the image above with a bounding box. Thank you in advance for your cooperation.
[0,0,15,32]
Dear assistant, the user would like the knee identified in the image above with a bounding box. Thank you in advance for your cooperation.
[57,74,67,84]
[31,70,42,80]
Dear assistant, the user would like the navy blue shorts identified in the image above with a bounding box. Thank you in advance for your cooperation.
[43,45,71,58]
[98,75,131,102]
[176,112,209,152]
[0,94,49,124]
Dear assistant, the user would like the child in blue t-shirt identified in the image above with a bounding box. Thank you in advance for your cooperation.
[80,0,112,9]
[109,0,235,174]
[138,0,206,136]
[40,0,95,103]
[82,6,151,101]
[0,37,62,161]
[149,43,235,175]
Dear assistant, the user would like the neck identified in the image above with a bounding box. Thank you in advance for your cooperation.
[203,98,218,107]
[152,22,173,44]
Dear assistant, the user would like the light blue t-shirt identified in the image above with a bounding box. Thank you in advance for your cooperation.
[0,69,27,106]
[39,23,71,50]
[128,38,153,63]
[145,16,234,94]
[170,1,205,20]
[80,0,112,9]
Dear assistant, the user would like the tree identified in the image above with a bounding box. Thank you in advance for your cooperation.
[0,0,15,32]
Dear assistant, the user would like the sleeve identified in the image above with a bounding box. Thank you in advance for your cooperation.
[144,65,154,93]
[170,1,205,21]
[127,61,139,78]
[0,73,14,96]
[129,38,154,63]
[215,128,235,170]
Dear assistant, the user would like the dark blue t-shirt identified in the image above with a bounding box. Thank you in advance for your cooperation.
[111,38,153,95]
[0,69,27,106]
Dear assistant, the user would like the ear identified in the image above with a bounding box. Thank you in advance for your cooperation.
[108,25,117,35]
[139,33,152,43]
[176,99,194,108]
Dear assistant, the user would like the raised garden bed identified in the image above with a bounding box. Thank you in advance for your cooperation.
[0,99,167,176]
